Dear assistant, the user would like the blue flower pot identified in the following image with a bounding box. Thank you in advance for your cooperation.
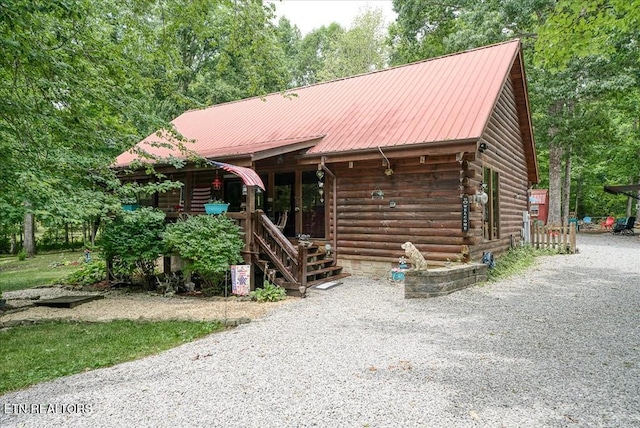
[204,203,229,215]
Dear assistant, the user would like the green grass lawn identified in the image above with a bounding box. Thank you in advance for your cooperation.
[0,319,224,394]
[0,251,84,293]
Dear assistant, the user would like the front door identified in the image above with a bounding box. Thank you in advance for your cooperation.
[274,172,295,236]
[301,171,325,238]
[272,171,326,238]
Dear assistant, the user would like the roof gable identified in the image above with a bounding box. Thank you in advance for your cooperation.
[115,40,532,168]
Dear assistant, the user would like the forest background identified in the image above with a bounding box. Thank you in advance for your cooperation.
[1,0,638,255]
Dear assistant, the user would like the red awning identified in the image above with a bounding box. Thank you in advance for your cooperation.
[208,161,265,190]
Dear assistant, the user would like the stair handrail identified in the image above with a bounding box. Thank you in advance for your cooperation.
[253,210,302,285]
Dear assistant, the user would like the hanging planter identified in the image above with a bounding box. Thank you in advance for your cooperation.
[204,199,229,215]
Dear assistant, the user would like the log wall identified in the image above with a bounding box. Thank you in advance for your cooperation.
[331,154,480,265]
[470,74,531,258]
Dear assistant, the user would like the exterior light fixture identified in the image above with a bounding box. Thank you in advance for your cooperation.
[478,142,488,153]
[472,190,489,205]
[212,171,222,191]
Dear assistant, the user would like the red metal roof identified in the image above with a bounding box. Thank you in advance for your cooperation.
[530,189,548,204]
[115,40,526,167]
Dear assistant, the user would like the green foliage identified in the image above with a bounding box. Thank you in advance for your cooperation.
[16,249,26,261]
[285,6,389,86]
[487,245,557,283]
[163,215,244,288]
[535,0,640,70]
[99,208,166,287]
[61,260,107,287]
[0,319,223,394]
[250,280,287,302]
[317,7,389,82]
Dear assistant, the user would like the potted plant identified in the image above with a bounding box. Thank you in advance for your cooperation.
[204,197,229,215]
[121,197,139,211]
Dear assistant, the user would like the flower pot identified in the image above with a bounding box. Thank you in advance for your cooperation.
[204,203,229,215]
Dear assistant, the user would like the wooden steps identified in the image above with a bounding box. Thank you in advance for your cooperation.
[252,211,349,296]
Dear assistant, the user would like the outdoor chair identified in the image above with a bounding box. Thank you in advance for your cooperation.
[582,216,593,229]
[613,216,636,235]
[601,216,615,230]
[276,210,288,232]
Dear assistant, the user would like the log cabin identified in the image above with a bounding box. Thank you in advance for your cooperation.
[114,39,538,293]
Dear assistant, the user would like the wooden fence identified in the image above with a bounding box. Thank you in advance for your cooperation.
[531,222,577,254]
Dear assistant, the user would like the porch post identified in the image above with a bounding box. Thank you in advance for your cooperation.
[245,185,256,291]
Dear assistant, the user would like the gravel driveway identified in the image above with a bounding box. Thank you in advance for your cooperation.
[1,233,639,427]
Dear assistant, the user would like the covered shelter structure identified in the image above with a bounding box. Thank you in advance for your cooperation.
[115,40,539,292]
[604,184,640,201]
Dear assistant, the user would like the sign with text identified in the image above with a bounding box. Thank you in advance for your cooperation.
[461,195,470,232]
[231,265,251,296]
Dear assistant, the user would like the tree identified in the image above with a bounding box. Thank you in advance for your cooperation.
[0,0,161,256]
[388,0,554,64]
[0,0,292,256]
[318,7,389,81]
[535,1,640,220]
[146,0,290,119]
[291,23,346,86]
[535,0,640,70]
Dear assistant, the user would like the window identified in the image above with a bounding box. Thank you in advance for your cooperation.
[483,167,500,240]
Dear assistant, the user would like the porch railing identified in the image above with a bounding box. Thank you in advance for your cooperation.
[252,210,308,290]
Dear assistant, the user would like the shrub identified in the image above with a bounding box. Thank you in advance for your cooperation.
[250,281,287,302]
[99,208,166,288]
[487,245,556,282]
[163,215,243,290]
[61,260,107,287]
[17,249,27,261]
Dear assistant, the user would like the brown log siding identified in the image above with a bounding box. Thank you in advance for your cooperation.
[472,75,530,257]
[332,154,479,264]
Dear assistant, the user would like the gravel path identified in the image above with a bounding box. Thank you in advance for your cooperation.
[1,233,639,427]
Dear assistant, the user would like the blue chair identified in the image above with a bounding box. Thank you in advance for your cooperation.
[582,216,592,229]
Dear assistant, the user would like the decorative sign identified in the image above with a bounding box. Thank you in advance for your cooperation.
[231,265,251,296]
[461,195,470,232]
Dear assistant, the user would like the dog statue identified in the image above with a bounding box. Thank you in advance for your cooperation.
[401,242,428,270]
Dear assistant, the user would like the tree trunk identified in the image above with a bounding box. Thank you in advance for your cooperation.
[562,146,572,225]
[548,142,563,225]
[23,206,36,257]
[91,216,100,246]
